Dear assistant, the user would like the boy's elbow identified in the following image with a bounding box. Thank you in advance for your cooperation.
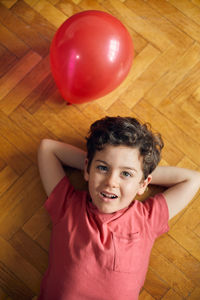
[38,139,53,160]
[38,139,45,153]
[195,171,200,186]
[38,139,52,151]
[190,171,200,191]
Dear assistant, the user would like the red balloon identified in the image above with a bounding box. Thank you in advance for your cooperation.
[50,10,134,104]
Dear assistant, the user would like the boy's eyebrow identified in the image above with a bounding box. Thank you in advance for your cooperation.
[95,160,138,173]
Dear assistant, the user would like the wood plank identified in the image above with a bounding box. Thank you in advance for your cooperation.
[0,286,8,300]
[22,74,57,114]
[0,0,17,8]
[0,3,50,56]
[35,226,51,252]
[145,43,200,107]
[0,111,39,163]
[0,261,34,300]
[179,96,200,123]
[143,267,169,299]
[24,0,40,6]
[171,192,200,231]
[0,55,51,115]
[158,98,200,144]
[58,105,95,138]
[45,89,74,114]
[162,289,182,300]
[32,0,67,28]
[10,106,56,142]
[139,289,155,300]
[56,1,80,17]
[0,1,199,299]
[187,287,200,300]
[42,109,86,148]
[165,61,200,106]
[154,234,200,286]
[193,86,200,100]
[0,44,17,77]
[125,0,194,50]
[134,100,200,166]
[149,248,195,297]
[0,50,41,101]
[0,176,46,240]
[22,206,50,241]
[169,0,200,26]
[0,134,31,175]
[194,222,200,237]
[33,102,62,123]
[169,225,200,262]
[146,0,200,42]
[0,166,38,220]
[11,0,57,41]
[120,45,184,108]
[0,165,18,198]
[10,229,48,274]
[0,23,29,58]
[190,0,200,9]
[0,237,42,294]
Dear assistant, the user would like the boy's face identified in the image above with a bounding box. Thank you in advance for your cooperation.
[84,144,152,214]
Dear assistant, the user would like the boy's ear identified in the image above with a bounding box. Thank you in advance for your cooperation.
[84,159,89,181]
[137,175,152,195]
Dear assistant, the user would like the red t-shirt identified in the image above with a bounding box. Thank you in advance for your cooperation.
[38,176,169,300]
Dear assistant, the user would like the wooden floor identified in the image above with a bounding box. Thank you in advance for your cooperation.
[0,0,200,299]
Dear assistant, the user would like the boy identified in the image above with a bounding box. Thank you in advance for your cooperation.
[37,116,200,300]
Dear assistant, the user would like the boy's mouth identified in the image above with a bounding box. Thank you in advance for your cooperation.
[100,191,118,199]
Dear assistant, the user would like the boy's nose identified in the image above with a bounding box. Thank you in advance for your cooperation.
[105,172,119,188]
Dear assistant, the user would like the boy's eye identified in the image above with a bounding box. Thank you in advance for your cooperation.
[122,171,132,178]
[97,165,108,172]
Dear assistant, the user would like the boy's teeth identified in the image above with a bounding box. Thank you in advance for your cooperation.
[101,192,117,199]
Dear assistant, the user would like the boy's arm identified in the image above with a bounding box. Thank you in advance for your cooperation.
[38,139,86,197]
[150,166,200,219]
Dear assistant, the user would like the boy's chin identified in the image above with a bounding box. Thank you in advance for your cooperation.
[99,208,115,214]
[95,203,122,214]
[92,202,114,214]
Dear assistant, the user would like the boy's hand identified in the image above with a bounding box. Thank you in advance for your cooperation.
[38,139,86,197]
[150,166,200,219]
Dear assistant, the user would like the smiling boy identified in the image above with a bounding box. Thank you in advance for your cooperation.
[85,145,151,214]
[37,116,200,300]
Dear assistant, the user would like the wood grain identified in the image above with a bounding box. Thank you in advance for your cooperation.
[0,0,199,299]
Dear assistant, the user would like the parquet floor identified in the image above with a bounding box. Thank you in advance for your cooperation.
[0,0,200,299]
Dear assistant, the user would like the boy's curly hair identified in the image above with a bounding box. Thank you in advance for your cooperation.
[86,116,164,179]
